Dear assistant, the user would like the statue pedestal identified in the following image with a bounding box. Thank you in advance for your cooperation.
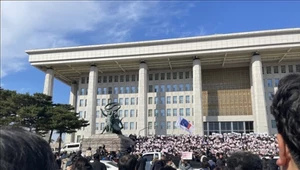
[81,133,134,153]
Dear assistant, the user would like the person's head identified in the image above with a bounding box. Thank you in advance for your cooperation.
[0,126,56,170]
[71,157,92,170]
[271,73,300,170]
[227,151,262,170]
[93,153,100,161]
[118,154,137,170]
[202,157,210,168]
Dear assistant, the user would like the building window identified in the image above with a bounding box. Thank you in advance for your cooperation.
[266,66,271,74]
[120,87,124,94]
[273,66,278,73]
[124,122,128,130]
[160,122,165,129]
[296,65,300,72]
[85,88,88,95]
[129,122,134,130]
[79,99,84,107]
[149,74,153,81]
[281,65,286,73]
[167,73,171,80]
[155,73,159,80]
[148,109,153,117]
[108,87,112,94]
[186,96,190,103]
[103,88,107,94]
[160,85,165,92]
[149,85,153,92]
[172,85,177,91]
[77,135,81,143]
[114,75,118,82]
[173,121,177,129]
[166,96,171,104]
[98,76,101,83]
[97,88,101,95]
[119,110,123,117]
[221,122,231,134]
[271,120,277,128]
[275,79,279,87]
[96,123,99,130]
[268,92,273,100]
[166,85,171,92]
[124,110,128,117]
[288,65,294,73]
[125,98,129,105]
[108,76,112,83]
[160,109,165,116]
[173,72,177,79]
[148,122,152,129]
[84,111,87,118]
[179,96,183,103]
[102,99,106,106]
[132,75,136,81]
[80,88,85,95]
[245,121,254,133]
[209,122,220,134]
[186,84,191,91]
[119,98,123,105]
[131,98,135,105]
[161,73,165,80]
[167,121,171,129]
[179,108,184,116]
[120,75,124,82]
[179,84,184,91]
[131,86,136,93]
[154,122,158,129]
[130,110,134,117]
[154,85,159,92]
[103,76,107,83]
[113,98,118,103]
[233,122,244,133]
[124,75,129,82]
[185,71,190,79]
[160,97,165,104]
[173,96,177,104]
[267,79,273,87]
[79,111,83,118]
[167,109,171,116]
[154,109,158,117]
[125,87,130,93]
[81,77,85,84]
[173,109,177,116]
[154,97,158,104]
[186,108,190,116]
[114,87,118,94]
[148,97,153,104]
[179,72,183,79]
[97,99,101,106]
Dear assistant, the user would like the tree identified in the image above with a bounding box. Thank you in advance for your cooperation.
[46,104,89,154]
[0,88,19,126]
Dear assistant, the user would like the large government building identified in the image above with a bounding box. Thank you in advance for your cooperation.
[26,28,300,143]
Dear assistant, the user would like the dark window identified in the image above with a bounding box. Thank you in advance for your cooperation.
[98,76,101,83]
[296,65,300,72]
[179,72,183,79]
[132,75,135,81]
[266,66,271,74]
[120,75,124,82]
[167,73,171,80]
[126,75,130,82]
[281,65,286,73]
[161,73,165,80]
[109,76,113,83]
[245,121,254,133]
[114,75,118,82]
[155,73,159,80]
[173,72,177,79]
[273,66,278,73]
[149,74,153,81]
[103,76,107,83]
[288,65,294,73]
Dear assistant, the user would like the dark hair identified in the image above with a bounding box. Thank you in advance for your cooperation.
[0,127,56,170]
[71,157,93,170]
[93,153,100,160]
[271,73,300,168]
[201,157,210,168]
[118,154,137,170]
[227,152,262,170]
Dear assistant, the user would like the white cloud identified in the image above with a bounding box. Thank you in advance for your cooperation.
[1,1,203,78]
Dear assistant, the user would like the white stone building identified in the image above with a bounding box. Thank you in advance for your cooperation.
[26,28,300,143]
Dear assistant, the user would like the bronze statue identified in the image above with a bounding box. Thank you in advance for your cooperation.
[100,102,124,135]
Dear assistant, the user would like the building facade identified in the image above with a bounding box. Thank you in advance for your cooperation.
[26,28,300,143]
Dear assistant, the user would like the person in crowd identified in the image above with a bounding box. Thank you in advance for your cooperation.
[90,153,106,170]
[55,152,62,170]
[271,73,300,170]
[118,154,138,170]
[85,147,92,161]
[136,153,147,170]
[216,153,226,168]
[165,157,177,170]
[152,154,167,170]
[71,157,93,170]
[0,126,57,170]
[178,159,192,170]
[201,157,211,170]
[226,151,262,170]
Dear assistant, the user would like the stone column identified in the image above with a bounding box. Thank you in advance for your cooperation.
[137,62,148,136]
[43,68,54,96]
[86,65,98,136]
[193,58,204,135]
[251,54,269,134]
[65,82,78,143]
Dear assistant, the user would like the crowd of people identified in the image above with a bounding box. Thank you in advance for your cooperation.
[132,133,278,158]
[0,74,299,170]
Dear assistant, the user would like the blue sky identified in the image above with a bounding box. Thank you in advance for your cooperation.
[1,1,300,104]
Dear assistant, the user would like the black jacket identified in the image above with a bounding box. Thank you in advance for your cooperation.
[91,160,107,170]
[136,158,147,170]
[152,160,166,170]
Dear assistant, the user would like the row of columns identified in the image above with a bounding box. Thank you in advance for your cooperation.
[44,54,269,141]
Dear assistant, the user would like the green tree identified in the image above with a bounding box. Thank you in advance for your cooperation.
[46,104,89,154]
[0,88,19,126]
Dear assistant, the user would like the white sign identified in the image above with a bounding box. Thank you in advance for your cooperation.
[181,152,193,160]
